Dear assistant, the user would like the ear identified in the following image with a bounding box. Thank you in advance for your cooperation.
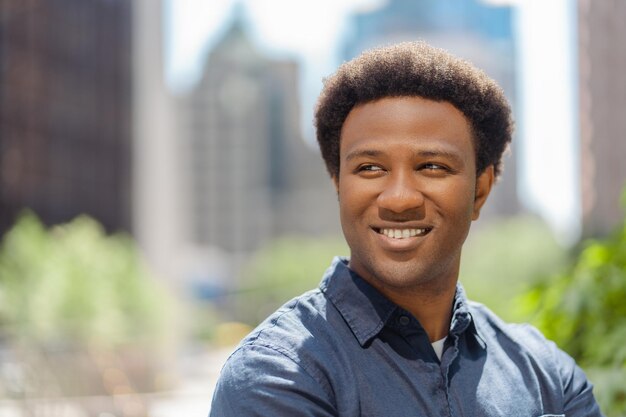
[472,165,494,221]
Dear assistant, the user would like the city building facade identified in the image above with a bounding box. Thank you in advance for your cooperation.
[180,17,339,287]
[0,0,132,235]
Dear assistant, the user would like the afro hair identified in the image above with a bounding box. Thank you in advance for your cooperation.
[314,41,513,180]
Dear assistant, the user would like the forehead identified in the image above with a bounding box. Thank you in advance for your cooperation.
[339,96,475,159]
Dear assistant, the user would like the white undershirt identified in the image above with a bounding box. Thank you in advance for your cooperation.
[431,337,447,360]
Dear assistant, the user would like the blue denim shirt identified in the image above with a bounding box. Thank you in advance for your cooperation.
[210,257,603,417]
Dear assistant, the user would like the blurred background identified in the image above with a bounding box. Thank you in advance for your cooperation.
[1,0,625,416]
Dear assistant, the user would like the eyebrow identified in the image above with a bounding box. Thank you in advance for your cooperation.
[345,149,383,161]
[345,147,465,165]
[416,149,465,165]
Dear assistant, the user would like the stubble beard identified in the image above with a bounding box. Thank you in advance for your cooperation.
[352,249,460,300]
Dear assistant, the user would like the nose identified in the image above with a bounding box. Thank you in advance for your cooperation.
[377,171,424,214]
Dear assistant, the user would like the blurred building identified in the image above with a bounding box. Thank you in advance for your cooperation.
[180,15,338,284]
[132,0,186,284]
[0,0,132,235]
[343,0,520,221]
[579,0,626,237]
[185,19,294,253]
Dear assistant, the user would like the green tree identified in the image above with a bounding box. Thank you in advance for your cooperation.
[0,212,176,399]
[0,211,172,349]
[520,203,626,416]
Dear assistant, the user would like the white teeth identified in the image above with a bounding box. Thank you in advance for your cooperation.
[381,228,427,239]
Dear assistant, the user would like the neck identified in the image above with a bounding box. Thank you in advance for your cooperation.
[346,258,461,343]
[391,283,456,342]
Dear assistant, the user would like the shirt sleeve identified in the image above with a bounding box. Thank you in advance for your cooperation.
[548,340,605,417]
[209,343,337,417]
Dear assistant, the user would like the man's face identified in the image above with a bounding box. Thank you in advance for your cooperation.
[335,96,493,295]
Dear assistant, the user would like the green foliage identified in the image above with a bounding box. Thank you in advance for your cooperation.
[519,218,626,416]
[520,221,626,366]
[460,215,568,322]
[0,211,172,349]
[527,224,626,366]
[233,235,348,325]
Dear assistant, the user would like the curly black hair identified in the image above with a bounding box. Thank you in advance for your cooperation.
[314,41,513,179]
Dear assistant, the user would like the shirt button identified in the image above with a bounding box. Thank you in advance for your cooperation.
[398,315,410,326]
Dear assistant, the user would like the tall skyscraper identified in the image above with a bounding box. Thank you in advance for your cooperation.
[0,0,132,235]
[342,0,519,220]
[184,19,292,254]
[579,0,626,237]
[183,17,338,260]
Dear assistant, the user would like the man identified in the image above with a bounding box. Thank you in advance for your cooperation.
[209,42,603,416]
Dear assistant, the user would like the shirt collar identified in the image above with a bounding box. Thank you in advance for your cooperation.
[319,257,482,347]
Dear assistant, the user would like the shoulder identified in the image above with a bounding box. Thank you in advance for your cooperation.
[468,301,553,351]
[241,287,334,354]
[220,287,340,390]
[468,301,603,416]
[468,300,566,365]
[211,341,337,416]
[210,289,341,416]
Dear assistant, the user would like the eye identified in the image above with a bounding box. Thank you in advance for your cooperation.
[359,164,383,172]
[422,163,446,171]
[355,164,385,176]
[419,163,454,176]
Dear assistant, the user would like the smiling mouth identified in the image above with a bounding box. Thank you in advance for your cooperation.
[374,227,432,239]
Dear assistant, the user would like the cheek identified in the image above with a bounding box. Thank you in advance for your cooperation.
[338,187,363,219]
[338,177,370,208]
[338,181,376,237]
[435,181,476,219]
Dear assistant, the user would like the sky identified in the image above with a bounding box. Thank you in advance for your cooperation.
[164,0,580,243]
[164,0,383,92]
[163,0,385,147]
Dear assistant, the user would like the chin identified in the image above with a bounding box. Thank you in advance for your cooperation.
[362,255,458,294]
